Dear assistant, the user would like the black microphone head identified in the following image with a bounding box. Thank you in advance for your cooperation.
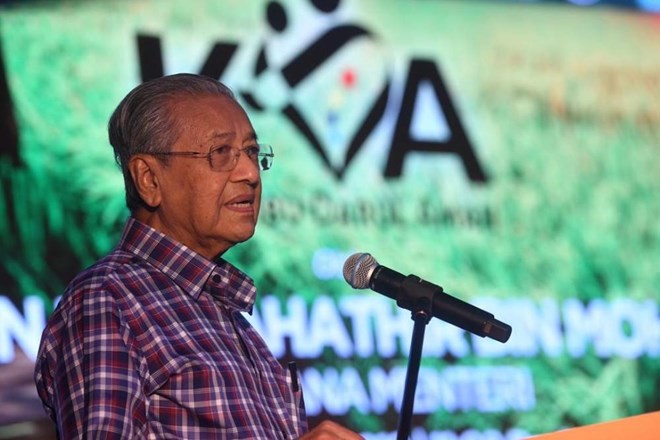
[343,253,379,289]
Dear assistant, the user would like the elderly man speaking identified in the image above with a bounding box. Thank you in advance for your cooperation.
[34,73,362,440]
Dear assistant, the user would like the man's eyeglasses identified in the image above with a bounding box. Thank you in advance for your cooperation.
[152,144,274,172]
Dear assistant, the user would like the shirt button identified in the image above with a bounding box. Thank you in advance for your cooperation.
[212,274,222,283]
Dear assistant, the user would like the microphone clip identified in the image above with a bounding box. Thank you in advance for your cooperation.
[399,275,437,324]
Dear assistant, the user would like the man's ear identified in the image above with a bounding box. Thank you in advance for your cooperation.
[128,155,162,209]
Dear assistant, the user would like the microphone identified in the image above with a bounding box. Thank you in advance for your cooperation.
[343,253,512,343]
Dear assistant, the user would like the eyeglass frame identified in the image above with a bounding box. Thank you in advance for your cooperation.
[150,143,274,172]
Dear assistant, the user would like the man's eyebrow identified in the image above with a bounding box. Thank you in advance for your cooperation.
[207,131,258,142]
[246,132,258,143]
[207,131,233,142]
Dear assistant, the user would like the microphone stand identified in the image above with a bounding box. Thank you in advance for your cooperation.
[396,278,433,440]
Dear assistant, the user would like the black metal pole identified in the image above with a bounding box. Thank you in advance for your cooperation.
[397,309,430,440]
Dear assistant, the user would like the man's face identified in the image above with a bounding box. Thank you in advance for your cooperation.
[147,94,262,259]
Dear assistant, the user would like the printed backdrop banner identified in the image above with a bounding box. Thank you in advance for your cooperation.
[0,0,658,439]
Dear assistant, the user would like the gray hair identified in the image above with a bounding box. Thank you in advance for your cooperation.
[108,73,236,213]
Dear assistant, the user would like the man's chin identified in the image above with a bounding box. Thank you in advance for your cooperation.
[230,227,257,246]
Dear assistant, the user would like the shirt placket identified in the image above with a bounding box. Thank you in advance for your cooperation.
[227,310,291,439]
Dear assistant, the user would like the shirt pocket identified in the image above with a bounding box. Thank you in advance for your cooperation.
[145,355,233,423]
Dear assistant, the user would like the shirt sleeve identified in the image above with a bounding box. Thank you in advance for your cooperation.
[35,286,148,439]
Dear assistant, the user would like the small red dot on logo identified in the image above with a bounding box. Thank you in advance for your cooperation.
[341,69,356,88]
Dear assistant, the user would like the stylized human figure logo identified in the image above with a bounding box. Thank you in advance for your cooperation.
[241,0,391,179]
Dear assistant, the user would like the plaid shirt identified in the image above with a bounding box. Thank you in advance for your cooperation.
[34,217,307,439]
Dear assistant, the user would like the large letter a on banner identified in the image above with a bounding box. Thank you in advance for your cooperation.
[385,59,488,182]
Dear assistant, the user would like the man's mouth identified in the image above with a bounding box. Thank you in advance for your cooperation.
[226,194,255,209]
[229,201,252,207]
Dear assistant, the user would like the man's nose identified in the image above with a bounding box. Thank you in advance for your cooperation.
[232,149,260,183]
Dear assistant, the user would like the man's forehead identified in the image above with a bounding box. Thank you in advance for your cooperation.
[169,94,257,142]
